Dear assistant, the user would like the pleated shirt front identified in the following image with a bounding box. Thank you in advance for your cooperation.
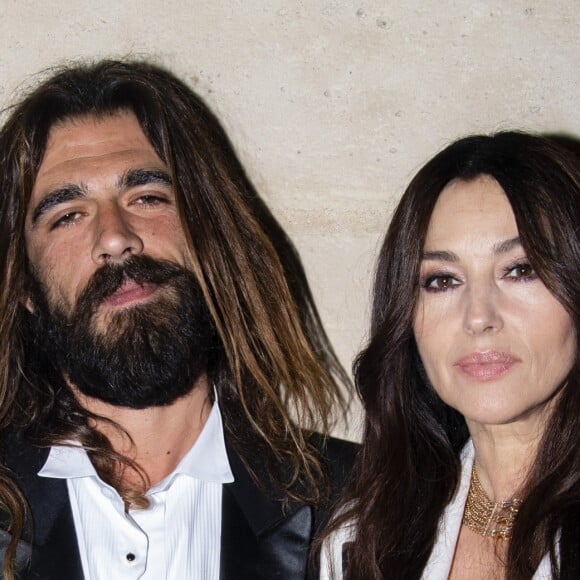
[39,399,234,580]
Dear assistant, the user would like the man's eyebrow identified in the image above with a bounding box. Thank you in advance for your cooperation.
[117,168,172,190]
[31,184,87,225]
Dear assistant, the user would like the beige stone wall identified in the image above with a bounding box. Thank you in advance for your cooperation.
[1,1,578,439]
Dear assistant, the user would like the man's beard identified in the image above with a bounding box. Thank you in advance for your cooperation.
[26,255,217,409]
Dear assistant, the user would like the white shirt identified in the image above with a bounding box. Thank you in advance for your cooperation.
[39,398,234,580]
[321,441,553,579]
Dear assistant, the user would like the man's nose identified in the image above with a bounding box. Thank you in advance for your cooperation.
[462,284,504,335]
[91,204,144,265]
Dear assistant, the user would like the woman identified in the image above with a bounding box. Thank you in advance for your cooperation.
[321,132,579,579]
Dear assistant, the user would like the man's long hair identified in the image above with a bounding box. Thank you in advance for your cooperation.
[322,132,580,579]
[0,60,349,578]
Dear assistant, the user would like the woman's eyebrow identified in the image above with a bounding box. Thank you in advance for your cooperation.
[493,236,522,254]
[421,237,522,262]
[421,250,458,262]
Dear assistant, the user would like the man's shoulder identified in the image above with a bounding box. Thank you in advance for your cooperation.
[1,430,50,479]
[309,433,358,482]
[313,434,359,458]
[308,433,358,515]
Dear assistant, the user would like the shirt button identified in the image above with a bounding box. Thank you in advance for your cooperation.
[126,553,136,562]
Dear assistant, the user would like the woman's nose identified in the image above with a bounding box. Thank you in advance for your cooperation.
[462,285,504,335]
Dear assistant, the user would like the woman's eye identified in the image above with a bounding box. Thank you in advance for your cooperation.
[423,275,460,292]
[504,263,537,280]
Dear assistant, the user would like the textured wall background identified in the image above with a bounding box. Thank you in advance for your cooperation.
[1,1,578,439]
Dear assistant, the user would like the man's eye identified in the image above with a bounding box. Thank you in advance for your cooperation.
[423,275,461,292]
[504,263,537,280]
[51,212,81,229]
[133,195,168,206]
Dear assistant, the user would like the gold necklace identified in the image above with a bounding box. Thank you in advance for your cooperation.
[462,466,521,540]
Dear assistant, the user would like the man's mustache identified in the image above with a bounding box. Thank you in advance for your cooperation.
[76,255,187,316]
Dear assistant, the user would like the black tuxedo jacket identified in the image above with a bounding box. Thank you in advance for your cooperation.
[2,434,356,579]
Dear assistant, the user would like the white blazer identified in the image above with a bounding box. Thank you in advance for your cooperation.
[321,441,553,579]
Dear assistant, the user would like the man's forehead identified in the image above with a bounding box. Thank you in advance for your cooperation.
[43,112,152,155]
[34,112,164,184]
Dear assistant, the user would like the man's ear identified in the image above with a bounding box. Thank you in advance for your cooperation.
[21,294,35,314]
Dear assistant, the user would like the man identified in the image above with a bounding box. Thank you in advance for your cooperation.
[0,60,355,579]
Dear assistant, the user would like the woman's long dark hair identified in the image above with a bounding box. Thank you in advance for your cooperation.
[323,132,580,579]
[0,60,350,579]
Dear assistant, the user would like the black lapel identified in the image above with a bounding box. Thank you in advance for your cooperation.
[0,433,354,580]
[220,442,313,580]
[3,434,84,580]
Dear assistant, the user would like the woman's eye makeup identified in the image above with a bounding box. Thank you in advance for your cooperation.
[421,272,461,292]
[419,260,538,292]
[502,261,537,281]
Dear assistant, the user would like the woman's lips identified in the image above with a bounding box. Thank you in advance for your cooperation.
[454,350,521,381]
[102,280,158,308]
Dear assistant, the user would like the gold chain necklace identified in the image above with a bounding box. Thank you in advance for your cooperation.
[462,466,521,540]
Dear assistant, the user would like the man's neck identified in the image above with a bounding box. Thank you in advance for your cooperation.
[71,374,212,489]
